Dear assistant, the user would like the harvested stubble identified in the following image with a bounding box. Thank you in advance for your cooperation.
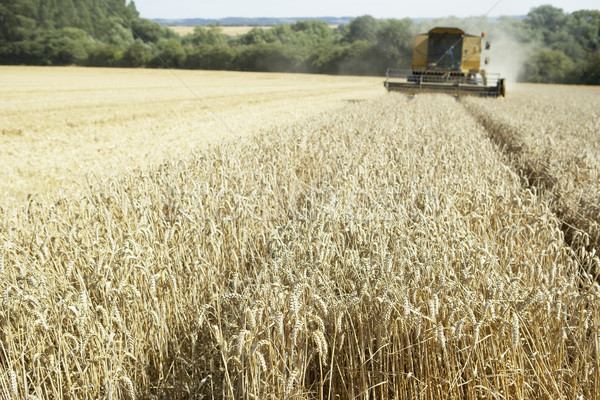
[462,84,600,258]
[0,94,599,399]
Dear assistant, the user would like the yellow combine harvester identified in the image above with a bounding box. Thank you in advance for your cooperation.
[384,27,506,97]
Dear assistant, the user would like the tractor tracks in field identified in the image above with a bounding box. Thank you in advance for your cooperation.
[461,100,600,278]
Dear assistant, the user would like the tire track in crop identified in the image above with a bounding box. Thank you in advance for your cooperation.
[462,100,599,278]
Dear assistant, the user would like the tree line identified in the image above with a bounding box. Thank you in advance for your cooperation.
[1,1,598,84]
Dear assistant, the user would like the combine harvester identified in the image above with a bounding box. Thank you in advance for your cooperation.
[384,27,506,97]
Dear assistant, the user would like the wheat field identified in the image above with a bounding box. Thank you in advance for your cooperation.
[0,69,599,399]
[0,66,382,205]
[463,85,600,252]
[167,26,339,37]
[168,26,271,36]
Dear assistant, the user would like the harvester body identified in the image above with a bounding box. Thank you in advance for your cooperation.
[384,27,505,97]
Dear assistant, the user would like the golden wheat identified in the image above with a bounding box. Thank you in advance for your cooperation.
[0,81,598,399]
[462,84,600,255]
[0,66,382,205]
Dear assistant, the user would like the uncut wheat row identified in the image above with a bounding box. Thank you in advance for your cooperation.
[0,94,598,399]
[462,86,600,255]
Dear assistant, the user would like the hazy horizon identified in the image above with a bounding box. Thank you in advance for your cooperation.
[133,0,599,20]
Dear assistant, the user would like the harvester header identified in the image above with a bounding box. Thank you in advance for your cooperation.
[384,27,505,97]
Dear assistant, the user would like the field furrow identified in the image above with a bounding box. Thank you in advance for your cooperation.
[463,85,600,259]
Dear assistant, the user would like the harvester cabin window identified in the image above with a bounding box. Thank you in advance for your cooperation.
[427,34,463,71]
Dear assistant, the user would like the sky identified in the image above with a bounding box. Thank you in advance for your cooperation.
[133,0,599,20]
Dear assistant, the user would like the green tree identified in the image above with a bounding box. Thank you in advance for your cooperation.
[563,10,600,62]
[183,25,228,46]
[102,16,134,46]
[122,39,151,67]
[234,43,307,72]
[43,27,91,64]
[150,38,185,68]
[338,40,379,75]
[522,49,575,83]
[307,44,346,74]
[525,5,567,45]
[568,10,600,51]
[580,49,600,84]
[184,44,236,70]
[86,44,123,67]
[262,44,307,72]
[235,27,278,45]
[270,24,299,45]
[131,18,176,43]
[344,15,378,43]
[375,18,414,70]
[0,0,148,65]
[291,20,333,45]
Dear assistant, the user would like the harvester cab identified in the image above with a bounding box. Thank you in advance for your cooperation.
[384,27,506,97]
